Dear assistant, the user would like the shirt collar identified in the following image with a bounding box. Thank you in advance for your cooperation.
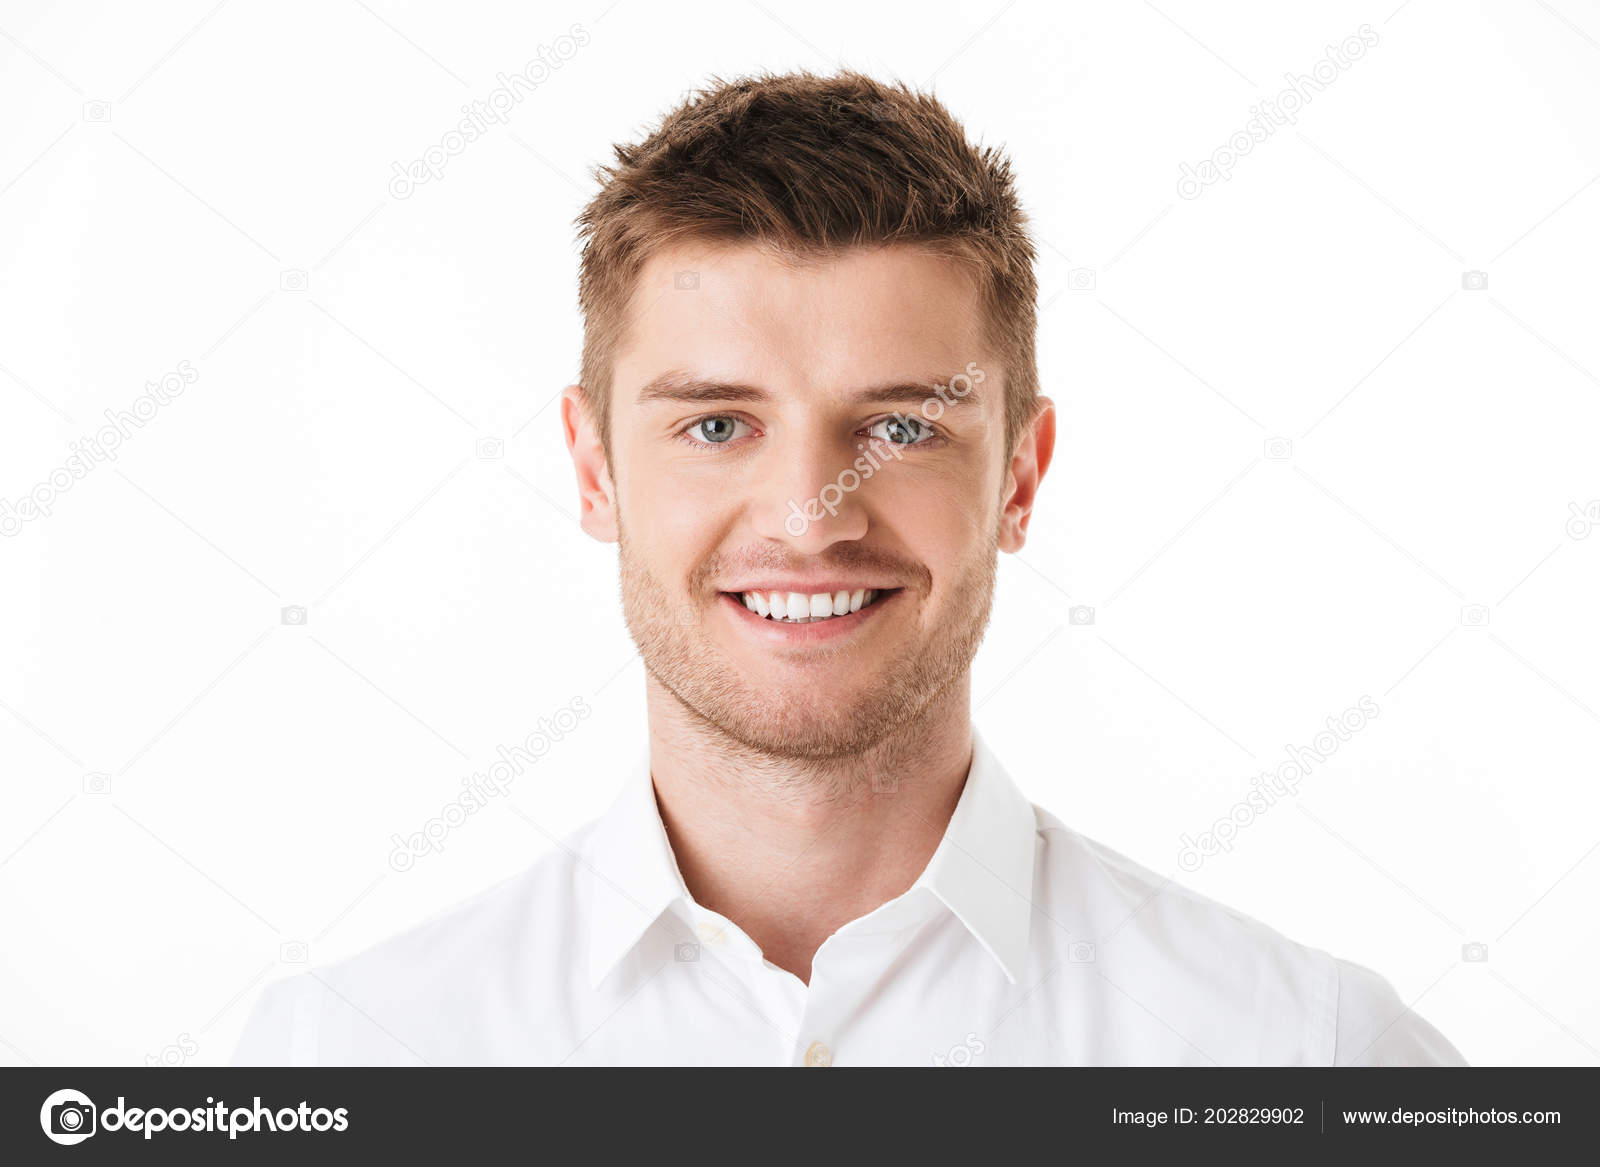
[585,727,1038,989]
[586,749,692,990]
[908,729,1037,984]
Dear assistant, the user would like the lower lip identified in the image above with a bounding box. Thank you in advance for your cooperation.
[719,590,900,643]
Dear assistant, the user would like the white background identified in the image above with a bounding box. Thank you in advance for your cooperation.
[2,0,1597,1067]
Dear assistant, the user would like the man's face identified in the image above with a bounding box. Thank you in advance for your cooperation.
[572,241,1037,761]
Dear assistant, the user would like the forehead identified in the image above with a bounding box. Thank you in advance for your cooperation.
[612,240,990,400]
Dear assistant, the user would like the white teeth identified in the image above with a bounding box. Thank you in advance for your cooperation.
[736,588,887,622]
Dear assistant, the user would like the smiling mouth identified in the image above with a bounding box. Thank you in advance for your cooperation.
[725,588,897,623]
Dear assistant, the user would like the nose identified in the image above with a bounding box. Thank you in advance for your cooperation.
[750,429,870,553]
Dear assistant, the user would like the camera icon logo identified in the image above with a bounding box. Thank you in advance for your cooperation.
[40,1089,97,1145]
[1069,941,1097,963]
[476,437,504,460]
[1068,268,1097,292]
[871,773,899,794]
[280,940,308,963]
[1069,605,1096,626]
[1461,941,1489,963]
[82,101,112,123]
[82,772,111,795]
[1459,604,1490,628]
[1264,437,1293,461]
[673,271,699,290]
[674,941,700,962]
[1461,270,1488,291]
[279,269,308,292]
[281,605,308,626]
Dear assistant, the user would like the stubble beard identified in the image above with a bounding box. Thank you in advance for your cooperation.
[617,516,998,764]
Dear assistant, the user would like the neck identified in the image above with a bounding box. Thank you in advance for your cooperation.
[643,675,974,985]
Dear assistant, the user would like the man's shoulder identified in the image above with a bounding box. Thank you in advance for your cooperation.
[232,821,601,1065]
[339,819,598,979]
[1028,806,1465,1065]
[1031,803,1332,967]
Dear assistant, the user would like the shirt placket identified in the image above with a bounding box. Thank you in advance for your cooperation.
[682,905,809,1064]
[789,893,941,1067]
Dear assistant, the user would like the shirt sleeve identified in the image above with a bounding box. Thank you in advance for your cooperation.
[230,975,318,1066]
[1332,957,1467,1066]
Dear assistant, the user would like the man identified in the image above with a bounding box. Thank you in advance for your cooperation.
[234,69,1463,1066]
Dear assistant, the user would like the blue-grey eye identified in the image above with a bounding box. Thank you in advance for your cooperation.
[871,414,931,445]
[687,416,745,444]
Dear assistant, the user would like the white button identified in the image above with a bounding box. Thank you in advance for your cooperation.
[804,1041,833,1067]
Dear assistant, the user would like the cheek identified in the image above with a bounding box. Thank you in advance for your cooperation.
[617,441,737,557]
[879,446,989,512]
[631,479,732,535]
[866,473,979,582]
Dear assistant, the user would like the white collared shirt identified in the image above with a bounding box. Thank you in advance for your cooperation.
[232,731,1465,1066]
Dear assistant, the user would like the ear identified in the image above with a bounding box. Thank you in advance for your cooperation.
[997,396,1055,554]
[560,384,619,543]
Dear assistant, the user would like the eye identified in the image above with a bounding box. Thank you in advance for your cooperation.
[866,413,936,446]
[681,415,751,445]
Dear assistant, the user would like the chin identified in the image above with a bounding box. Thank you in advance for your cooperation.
[733,699,894,759]
[655,667,905,760]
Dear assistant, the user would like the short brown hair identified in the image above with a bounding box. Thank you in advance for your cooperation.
[575,69,1040,456]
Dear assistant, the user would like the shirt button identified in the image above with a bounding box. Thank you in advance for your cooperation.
[804,1041,833,1067]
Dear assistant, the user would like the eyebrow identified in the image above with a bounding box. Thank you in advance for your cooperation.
[635,371,982,409]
